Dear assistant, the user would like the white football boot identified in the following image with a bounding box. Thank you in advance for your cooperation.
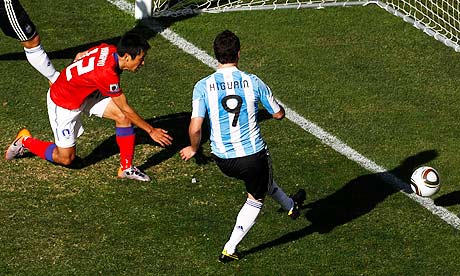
[118,166,151,182]
[5,128,31,160]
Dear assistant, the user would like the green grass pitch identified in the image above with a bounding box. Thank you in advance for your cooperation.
[1,1,460,275]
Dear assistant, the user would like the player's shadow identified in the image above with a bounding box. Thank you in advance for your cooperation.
[242,149,438,256]
[71,109,273,170]
[434,191,460,207]
[0,15,196,62]
[69,111,209,170]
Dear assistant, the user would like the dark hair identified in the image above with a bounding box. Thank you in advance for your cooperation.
[213,30,240,64]
[117,32,151,59]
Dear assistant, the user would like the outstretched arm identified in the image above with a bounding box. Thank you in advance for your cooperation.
[180,117,204,161]
[110,93,173,147]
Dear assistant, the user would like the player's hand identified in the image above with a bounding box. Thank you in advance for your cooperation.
[180,146,197,161]
[149,128,173,147]
[73,50,89,62]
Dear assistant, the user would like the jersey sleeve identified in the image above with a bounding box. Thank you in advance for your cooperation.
[96,68,123,98]
[254,76,281,114]
[191,81,207,118]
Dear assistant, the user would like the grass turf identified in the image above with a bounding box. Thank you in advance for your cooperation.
[0,1,459,275]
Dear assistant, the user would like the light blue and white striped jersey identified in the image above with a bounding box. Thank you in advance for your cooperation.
[191,66,281,159]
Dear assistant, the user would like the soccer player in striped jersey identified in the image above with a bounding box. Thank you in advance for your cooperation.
[180,30,306,262]
[5,32,173,181]
[0,0,59,83]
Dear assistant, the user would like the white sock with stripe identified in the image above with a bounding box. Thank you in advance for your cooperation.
[223,198,262,254]
[24,44,59,83]
[268,180,294,211]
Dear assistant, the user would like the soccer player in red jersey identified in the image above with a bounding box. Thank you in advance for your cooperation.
[5,32,173,182]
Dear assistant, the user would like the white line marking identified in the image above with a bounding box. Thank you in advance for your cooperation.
[106,0,460,229]
[284,103,460,229]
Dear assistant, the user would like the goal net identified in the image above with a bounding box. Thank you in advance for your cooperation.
[376,0,460,52]
[134,0,460,52]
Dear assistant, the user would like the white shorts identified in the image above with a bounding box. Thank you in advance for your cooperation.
[47,90,111,148]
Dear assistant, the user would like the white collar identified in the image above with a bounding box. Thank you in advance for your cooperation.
[216,66,238,73]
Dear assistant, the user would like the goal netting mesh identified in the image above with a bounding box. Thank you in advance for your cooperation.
[377,0,460,51]
[136,0,460,52]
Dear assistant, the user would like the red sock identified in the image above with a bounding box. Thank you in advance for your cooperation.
[116,127,135,170]
[23,137,55,161]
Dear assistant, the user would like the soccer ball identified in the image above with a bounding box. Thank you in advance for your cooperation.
[410,166,440,197]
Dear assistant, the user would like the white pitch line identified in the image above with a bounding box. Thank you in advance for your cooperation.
[284,103,460,229]
[106,0,460,229]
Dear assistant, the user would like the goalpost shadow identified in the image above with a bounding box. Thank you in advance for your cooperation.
[241,149,438,257]
[0,15,198,62]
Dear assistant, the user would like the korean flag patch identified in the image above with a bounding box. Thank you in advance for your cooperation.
[109,83,120,93]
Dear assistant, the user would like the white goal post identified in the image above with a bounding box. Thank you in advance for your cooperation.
[134,0,460,52]
[135,0,153,19]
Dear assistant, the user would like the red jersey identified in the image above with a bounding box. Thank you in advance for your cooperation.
[50,44,123,110]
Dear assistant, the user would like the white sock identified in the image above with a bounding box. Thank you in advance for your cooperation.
[268,180,294,211]
[24,44,59,82]
[223,198,262,254]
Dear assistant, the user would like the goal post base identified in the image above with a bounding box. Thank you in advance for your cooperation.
[135,0,152,19]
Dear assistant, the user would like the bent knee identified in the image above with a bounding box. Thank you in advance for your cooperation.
[53,147,76,166]
[113,112,131,125]
[56,156,74,166]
